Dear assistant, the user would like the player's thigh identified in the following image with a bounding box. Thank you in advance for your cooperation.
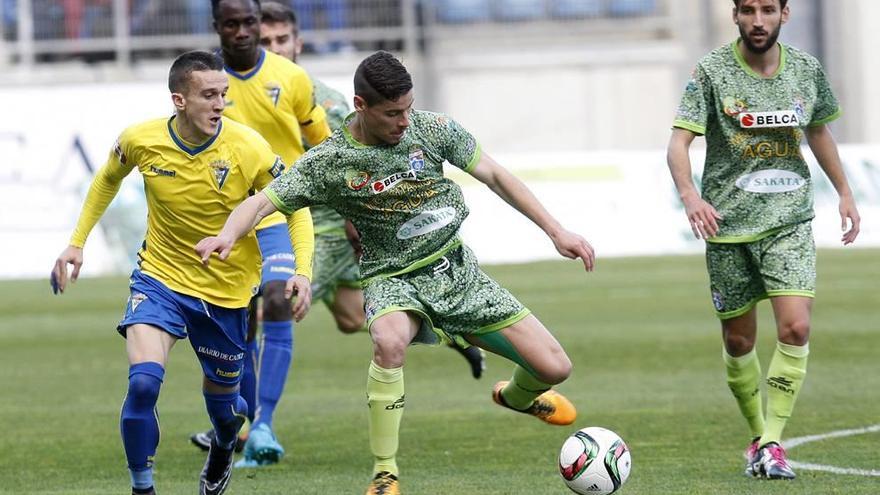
[182,302,249,387]
[706,241,765,319]
[369,310,421,368]
[126,323,177,366]
[720,308,758,355]
[330,285,366,333]
[770,296,813,345]
[363,275,434,346]
[468,315,571,384]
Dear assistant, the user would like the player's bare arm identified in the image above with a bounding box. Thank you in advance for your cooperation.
[469,152,595,271]
[805,124,861,245]
[667,128,723,239]
[195,191,278,264]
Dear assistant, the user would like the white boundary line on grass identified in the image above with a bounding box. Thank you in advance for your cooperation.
[781,424,880,477]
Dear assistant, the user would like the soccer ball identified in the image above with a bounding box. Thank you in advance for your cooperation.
[558,426,631,494]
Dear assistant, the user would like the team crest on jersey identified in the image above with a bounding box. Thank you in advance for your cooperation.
[793,98,806,121]
[265,84,282,107]
[371,170,417,194]
[722,96,748,117]
[408,147,425,172]
[269,156,285,178]
[129,293,147,312]
[345,169,372,191]
[209,160,231,189]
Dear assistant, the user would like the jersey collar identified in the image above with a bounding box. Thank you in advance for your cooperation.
[167,116,222,156]
[224,48,266,81]
[732,38,787,80]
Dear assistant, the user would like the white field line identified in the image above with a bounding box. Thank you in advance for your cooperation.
[781,424,880,477]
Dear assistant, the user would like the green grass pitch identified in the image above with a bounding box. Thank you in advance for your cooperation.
[1,249,877,494]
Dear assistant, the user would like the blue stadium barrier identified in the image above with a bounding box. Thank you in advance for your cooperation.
[549,0,604,19]
[494,0,546,22]
[608,0,657,17]
[435,0,492,24]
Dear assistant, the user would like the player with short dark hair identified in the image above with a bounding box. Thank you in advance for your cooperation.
[667,0,860,480]
[51,50,301,495]
[196,50,596,495]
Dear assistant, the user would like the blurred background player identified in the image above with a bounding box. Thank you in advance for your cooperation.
[189,0,330,468]
[195,51,596,495]
[50,50,310,495]
[258,0,487,381]
[667,0,860,481]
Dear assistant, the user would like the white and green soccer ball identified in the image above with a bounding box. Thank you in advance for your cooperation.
[559,426,631,495]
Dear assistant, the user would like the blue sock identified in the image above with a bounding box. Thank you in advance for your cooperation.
[240,339,258,423]
[204,392,248,450]
[120,362,164,490]
[254,320,293,429]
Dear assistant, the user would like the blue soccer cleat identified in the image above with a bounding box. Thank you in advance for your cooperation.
[234,423,284,468]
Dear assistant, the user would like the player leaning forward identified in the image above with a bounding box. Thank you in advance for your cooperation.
[52,51,309,495]
[667,0,860,481]
[197,50,595,495]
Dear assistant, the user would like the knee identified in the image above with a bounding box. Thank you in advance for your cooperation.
[537,355,572,385]
[261,284,292,321]
[371,329,409,368]
[724,333,756,356]
[336,313,365,334]
[778,319,810,346]
[127,366,164,408]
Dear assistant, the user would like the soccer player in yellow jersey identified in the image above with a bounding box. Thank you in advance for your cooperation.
[50,51,312,495]
[189,0,332,467]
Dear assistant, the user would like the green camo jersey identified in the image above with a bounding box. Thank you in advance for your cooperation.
[673,40,841,242]
[307,79,351,236]
[266,110,481,279]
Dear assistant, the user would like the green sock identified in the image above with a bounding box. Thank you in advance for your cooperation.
[761,341,809,446]
[723,348,765,439]
[501,366,552,410]
[367,361,404,476]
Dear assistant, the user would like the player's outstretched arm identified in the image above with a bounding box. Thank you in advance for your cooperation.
[469,152,595,271]
[51,246,83,295]
[195,192,279,264]
[805,124,860,245]
[667,128,723,239]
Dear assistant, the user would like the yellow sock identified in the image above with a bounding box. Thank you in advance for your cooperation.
[367,361,404,476]
[761,341,809,446]
[501,366,551,410]
[723,348,765,439]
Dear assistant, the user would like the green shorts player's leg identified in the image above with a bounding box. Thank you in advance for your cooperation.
[721,309,765,439]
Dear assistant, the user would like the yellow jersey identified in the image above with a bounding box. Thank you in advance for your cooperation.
[223,49,331,231]
[69,116,308,308]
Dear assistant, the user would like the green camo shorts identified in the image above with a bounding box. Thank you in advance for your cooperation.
[706,221,815,320]
[311,234,361,306]
[362,243,531,346]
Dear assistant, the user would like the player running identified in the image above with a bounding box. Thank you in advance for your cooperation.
[51,51,310,495]
[667,0,860,480]
[196,51,595,495]
[187,0,330,467]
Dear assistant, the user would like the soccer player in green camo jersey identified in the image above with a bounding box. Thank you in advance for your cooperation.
[197,51,596,495]
[667,0,861,481]
[258,0,487,378]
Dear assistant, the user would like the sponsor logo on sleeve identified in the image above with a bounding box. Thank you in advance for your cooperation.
[113,140,127,165]
[396,207,457,239]
[735,170,806,193]
[739,110,800,128]
[371,169,417,194]
[269,156,285,178]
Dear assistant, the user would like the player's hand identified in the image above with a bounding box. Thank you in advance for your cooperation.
[839,195,860,245]
[683,194,723,239]
[195,235,235,266]
[285,274,312,322]
[344,220,363,260]
[51,245,83,295]
[550,228,595,272]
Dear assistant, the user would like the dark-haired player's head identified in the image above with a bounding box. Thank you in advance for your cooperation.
[213,0,262,61]
[732,0,789,54]
[260,1,301,62]
[352,51,414,145]
[168,51,228,140]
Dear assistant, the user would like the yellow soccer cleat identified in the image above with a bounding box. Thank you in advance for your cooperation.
[365,471,400,495]
[492,380,577,426]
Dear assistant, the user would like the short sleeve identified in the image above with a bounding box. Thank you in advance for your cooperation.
[673,64,711,135]
[264,151,325,214]
[809,65,842,126]
[431,114,481,173]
